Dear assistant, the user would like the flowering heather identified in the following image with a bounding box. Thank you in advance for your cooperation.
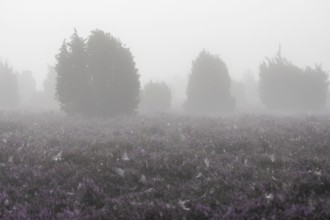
[0,112,329,219]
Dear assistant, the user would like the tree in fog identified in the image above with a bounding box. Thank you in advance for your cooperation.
[87,30,140,116]
[43,66,57,101]
[231,80,246,110]
[56,30,90,114]
[243,70,259,105]
[169,74,187,112]
[0,61,19,108]
[259,51,328,111]
[38,65,59,110]
[56,29,140,116]
[26,66,59,111]
[19,70,37,106]
[140,81,171,112]
[185,50,235,113]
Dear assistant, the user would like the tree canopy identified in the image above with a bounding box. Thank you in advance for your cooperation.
[185,50,235,113]
[55,29,140,116]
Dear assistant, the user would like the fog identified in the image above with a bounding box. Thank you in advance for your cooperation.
[2,2,330,218]
[1,0,330,84]
[1,0,330,113]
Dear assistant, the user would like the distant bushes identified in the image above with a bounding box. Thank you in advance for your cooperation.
[140,81,171,112]
[0,61,19,108]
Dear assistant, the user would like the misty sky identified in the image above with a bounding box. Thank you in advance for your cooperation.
[1,0,329,89]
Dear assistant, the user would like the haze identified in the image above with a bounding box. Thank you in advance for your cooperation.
[2,1,330,218]
[1,0,330,88]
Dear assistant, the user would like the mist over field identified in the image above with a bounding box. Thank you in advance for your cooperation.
[0,0,330,219]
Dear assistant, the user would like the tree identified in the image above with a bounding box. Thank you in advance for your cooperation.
[19,70,36,106]
[140,81,171,112]
[87,30,140,116]
[242,70,259,106]
[36,65,59,110]
[0,61,19,108]
[26,66,59,111]
[259,51,328,111]
[185,50,235,113]
[231,80,246,109]
[55,40,74,113]
[43,66,57,101]
[55,30,90,114]
[55,29,140,116]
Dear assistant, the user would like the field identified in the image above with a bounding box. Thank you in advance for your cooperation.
[0,112,330,219]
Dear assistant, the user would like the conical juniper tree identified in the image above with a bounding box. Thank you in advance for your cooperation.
[185,50,235,113]
[259,50,328,111]
[56,30,90,114]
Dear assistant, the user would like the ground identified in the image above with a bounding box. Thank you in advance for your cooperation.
[0,112,329,219]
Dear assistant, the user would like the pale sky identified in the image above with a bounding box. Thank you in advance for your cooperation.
[1,0,329,89]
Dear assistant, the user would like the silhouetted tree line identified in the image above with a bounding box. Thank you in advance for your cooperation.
[259,51,328,111]
[56,29,140,116]
[0,60,59,110]
[1,35,329,114]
